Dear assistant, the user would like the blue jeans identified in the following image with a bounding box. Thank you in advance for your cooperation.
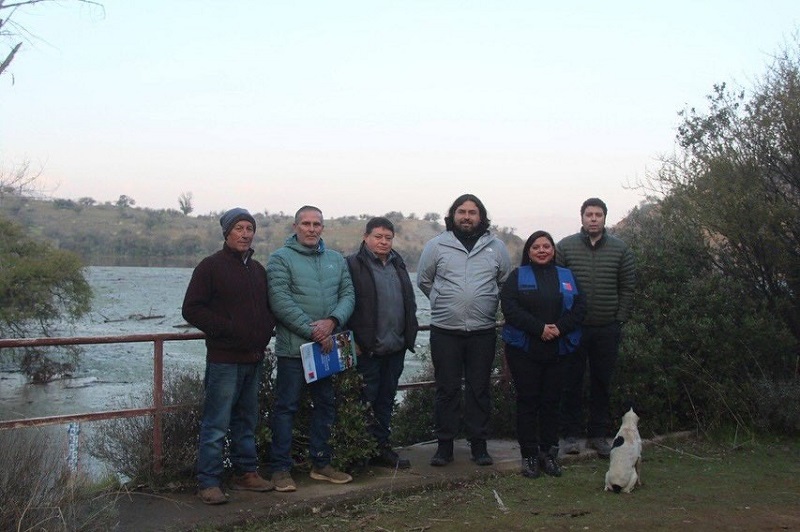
[357,350,406,446]
[270,356,336,472]
[196,361,262,489]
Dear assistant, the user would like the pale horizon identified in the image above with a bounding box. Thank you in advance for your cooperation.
[2,1,798,241]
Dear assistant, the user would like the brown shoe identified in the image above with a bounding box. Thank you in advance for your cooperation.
[310,464,353,484]
[230,471,273,492]
[198,486,228,505]
[271,470,297,492]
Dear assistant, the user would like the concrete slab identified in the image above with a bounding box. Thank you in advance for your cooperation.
[112,438,610,531]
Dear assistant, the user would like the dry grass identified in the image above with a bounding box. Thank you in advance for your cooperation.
[0,427,117,531]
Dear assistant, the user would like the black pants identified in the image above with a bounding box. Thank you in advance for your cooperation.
[357,350,406,446]
[505,349,566,457]
[430,328,496,441]
[560,323,620,438]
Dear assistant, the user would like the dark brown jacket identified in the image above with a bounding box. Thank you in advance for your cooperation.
[182,244,275,363]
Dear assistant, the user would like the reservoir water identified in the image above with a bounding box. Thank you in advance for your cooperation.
[0,266,432,422]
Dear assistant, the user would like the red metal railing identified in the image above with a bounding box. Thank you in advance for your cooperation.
[0,332,204,473]
[0,324,506,473]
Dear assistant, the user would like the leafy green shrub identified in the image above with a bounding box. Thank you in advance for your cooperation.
[0,216,91,382]
[752,378,800,435]
[330,370,378,470]
[612,202,798,436]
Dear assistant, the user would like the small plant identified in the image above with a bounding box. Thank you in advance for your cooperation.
[257,355,378,473]
[89,371,203,487]
[329,369,378,471]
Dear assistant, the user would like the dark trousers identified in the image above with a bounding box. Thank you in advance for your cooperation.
[357,350,406,446]
[430,329,496,441]
[505,350,566,457]
[270,357,336,472]
[561,323,620,438]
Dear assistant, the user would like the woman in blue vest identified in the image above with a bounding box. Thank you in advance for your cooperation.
[500,230,586,478]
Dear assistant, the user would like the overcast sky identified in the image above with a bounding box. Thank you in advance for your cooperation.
[2,1,798,239]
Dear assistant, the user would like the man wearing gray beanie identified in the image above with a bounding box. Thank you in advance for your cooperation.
[183,207,275,504]
[220,208,257,240]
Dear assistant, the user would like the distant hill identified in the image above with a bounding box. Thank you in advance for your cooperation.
[0,194,524,270]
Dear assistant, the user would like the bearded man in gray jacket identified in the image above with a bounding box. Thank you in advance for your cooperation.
[417,194,512,467]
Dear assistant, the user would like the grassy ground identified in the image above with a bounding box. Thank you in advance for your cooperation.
[229,436,800,531]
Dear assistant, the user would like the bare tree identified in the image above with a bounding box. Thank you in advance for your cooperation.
[0,160,41,205]
[1,0,103,79]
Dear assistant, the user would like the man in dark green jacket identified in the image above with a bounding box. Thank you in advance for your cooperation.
[556,198,635,458]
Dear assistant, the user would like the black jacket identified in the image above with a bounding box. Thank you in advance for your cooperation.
[182,244,276,363]
[346,243,418,356]
[500,262,586,359]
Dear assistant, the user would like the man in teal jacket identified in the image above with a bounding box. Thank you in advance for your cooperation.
[267,205,355,492]
[556,198,635,458]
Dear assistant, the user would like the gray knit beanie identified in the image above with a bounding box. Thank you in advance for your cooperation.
[220,208,256,238]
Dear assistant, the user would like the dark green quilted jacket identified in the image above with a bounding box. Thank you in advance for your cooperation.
[555,229,635,326]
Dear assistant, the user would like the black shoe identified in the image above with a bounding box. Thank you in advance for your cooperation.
[430,439,454,466]
[539,447,562,477]
[470,439,494,466]
[372,446,411,469]
[521,456,541,478]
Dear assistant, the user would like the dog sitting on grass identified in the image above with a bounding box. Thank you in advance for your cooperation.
[604,408,642,493]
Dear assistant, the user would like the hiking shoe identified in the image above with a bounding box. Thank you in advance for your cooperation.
[521,456,541,479]
[562,436,580,455]
[372,446,411,469]
[197,486,228,505]
[540,447,563,477]
[430,439,454,466]
[310,464,353,484]
[230,471,273,492]
[587,437,612,458]
[470,439,494,466]
[271,470,297,492]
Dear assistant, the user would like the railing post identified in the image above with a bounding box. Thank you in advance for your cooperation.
[153,339,164,475]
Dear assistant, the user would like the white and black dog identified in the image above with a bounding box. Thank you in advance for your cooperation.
[604,407,642,493]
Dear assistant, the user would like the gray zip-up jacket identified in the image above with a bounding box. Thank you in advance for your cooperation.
[417,231,512,331]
